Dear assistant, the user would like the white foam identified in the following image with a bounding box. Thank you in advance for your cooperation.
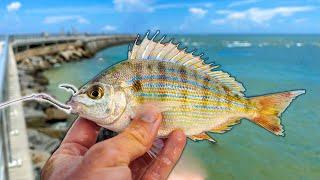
[225,41,251,48]
[191,42,202,47]
[258,42,269,47]
[296,42,303,47]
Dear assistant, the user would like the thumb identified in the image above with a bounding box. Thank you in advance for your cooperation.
[83,104,162,167]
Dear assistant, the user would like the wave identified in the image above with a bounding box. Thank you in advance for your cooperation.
[225,41,252,48]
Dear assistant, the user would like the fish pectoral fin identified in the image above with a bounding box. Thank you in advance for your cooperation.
[189,133,216,143]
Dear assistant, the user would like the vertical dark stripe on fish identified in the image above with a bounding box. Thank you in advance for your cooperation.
[202,75,210,107]
[179,66,188,102]
[179,66,187,83]
[157,61,166,101]
[158,61,166,75]
[222,85,232,109]
[134,62,144,101]
[132,80,142,92]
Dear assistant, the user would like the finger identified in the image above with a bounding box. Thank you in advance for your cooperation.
[61,118,101,151]
[83,104,162,167]
[142,129,186,180]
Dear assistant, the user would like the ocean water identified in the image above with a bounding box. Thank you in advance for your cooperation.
[44,35,320,179]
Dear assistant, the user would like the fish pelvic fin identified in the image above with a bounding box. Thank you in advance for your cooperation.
[248,90,305,136]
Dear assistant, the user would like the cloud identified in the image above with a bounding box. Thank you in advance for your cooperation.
[228,0,259,8]
[43,15,89,24]
[155,2,213,10]
[102,25,117,31]
[113,0,153,12]
[189,8,207,17]
[7,2,21,12]
[212,6,315,25]
[113,0,213,13]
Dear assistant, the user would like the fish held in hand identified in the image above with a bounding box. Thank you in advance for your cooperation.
[67,32,305,142]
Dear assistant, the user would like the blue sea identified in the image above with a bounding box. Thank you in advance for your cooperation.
[44,35,320,179]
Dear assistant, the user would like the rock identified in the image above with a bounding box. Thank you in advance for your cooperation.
[19,73,35,89]
[27,129,60,153]
[21,88,36,96]
[45,107,69,122]
[31,150,50,168]
[37,128,67,139]
[59,50,74,61]
[17,58,36,72]
[24,107,47,122]
[34,73,49,85]
[29,56,51,70]
[38,59,51,70]
[29,56,43,69]
[32,83,47,92]
[43,55,58,65]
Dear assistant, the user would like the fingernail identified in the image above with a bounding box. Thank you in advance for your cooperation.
[140,110,158,122]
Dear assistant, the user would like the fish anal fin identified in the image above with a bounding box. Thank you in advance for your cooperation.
[210,117,241,134]
[189,133,216,143]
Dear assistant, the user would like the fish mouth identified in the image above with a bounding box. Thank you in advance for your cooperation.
[67,99,80,114]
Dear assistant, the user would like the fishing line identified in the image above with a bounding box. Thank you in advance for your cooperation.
[59,83,78,95]
[0,93,72,114]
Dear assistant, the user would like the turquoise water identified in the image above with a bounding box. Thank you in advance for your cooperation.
[44,35,320,179]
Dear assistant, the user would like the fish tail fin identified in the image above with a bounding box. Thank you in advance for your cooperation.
[248,90,305,136]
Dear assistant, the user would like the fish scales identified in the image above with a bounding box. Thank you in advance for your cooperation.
[105,60,253,136]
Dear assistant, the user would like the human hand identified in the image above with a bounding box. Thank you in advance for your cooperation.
[41,106,186,180]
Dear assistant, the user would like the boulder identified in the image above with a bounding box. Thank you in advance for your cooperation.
[43,55,58,65]
[27,129,60,153]
[17,58,36,72]
[34,73,49,86]
[45,107,69,122]
[37,127,67,139]
[21,88,36,96]
[24,107,47,122]
[38,59,51,70]
[59,50,74,61]
[31,150,50,169]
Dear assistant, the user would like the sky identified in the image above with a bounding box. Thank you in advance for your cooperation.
[0,0,320,34]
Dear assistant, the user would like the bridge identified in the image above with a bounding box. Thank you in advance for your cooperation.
[0,34,135,180]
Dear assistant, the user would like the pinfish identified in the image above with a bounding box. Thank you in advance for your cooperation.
[64,32,305,142]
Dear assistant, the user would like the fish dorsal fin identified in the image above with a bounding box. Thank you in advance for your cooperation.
[128,31,245,96]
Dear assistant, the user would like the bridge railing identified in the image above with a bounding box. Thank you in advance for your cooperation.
[0,36,10,180]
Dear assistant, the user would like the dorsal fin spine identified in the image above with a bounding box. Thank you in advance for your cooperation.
[169,50,182,62]
[140,31,151,59]
[153,35,167,60]
[172,48,188,62]
[162,41,179,61]
[145,32,161,59]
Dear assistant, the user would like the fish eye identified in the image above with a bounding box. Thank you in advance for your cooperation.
[87,85,104,99]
